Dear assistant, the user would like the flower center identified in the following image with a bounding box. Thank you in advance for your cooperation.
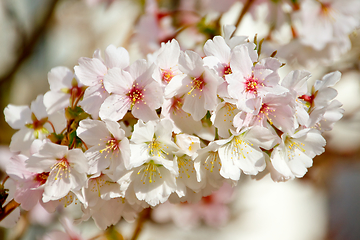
[148,137,169,159]
[223,64,232,77]
[161,69,174,83]
[171,96,184,114]
[244,76,263,95]
[50,157,71,181]
[128,84,144,108]
[204,151,221,173]
[34,172,50,185]
[137,160,162,184]
[99,137,120,158]
[187,75,205,96]
[177,156,194,178]
[258,103,276,125]
[26,113,49,138]
[285,137,306,159]
[229,135,254,160]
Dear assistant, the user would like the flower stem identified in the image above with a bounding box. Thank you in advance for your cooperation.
[234,0,255,28]
[130,207,151,240]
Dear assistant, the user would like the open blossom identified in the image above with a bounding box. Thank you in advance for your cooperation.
[99,59,163,122]
[233,93,295,133]
[203,36,244,99]
[4,95,65,153]
[150,39,184,88]
[26,142,88,202]
[77,119,131,178]
[194,141,226,190]
[161,94,203,135]
[270,128,326,181]
[124,119,179,206]
[166,50,221,121]
[226,44,286,113]
[217,126,278,181]
[305,71,344,130]
[6,153,47,211]
[74,45,130,118]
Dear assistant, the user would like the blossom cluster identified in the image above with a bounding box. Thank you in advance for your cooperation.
[3,25,343,229]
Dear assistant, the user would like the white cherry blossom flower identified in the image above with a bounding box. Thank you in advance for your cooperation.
[217,126,279,181]
[74,45,130,118]
[4,95,65,153]
[270,128,326,181]
[226,45,286,113]
[166,50,221,121]
[99,60,163,122]
[26,142,88,202]
[150,39,184,88]
[77,119,131,178]
[126,119,179,206]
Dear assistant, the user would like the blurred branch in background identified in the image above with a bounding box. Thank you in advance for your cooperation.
[0,0,59,85]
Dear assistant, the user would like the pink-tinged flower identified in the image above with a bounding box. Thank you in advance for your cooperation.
[43,67,85,114]
[4,95,65,153]
[217,126,279,181]
[99,60,163,122]
[150,39,184,87]
[306,71,344,130]
[226,45,286,113]
[161,94,202,135]
[77,119,130,178]
[270,128,326,181]
[233,94,295,133]
[74,45,130,118]
[203,35,248,98]
[26,142,88,202]
[166,50,221,121]
[6,153,48,211]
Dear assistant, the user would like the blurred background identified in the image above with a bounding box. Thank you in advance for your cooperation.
[0,0,360,239]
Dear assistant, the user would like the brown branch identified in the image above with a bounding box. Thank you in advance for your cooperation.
[0,0,60,85]
[0,199,20,222]
[234,0,255,29]
[130,208,151,240]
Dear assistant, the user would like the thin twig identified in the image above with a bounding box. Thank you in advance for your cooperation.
[130,208,151,240]
[0,0,60,85]
[234,0,255,29]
